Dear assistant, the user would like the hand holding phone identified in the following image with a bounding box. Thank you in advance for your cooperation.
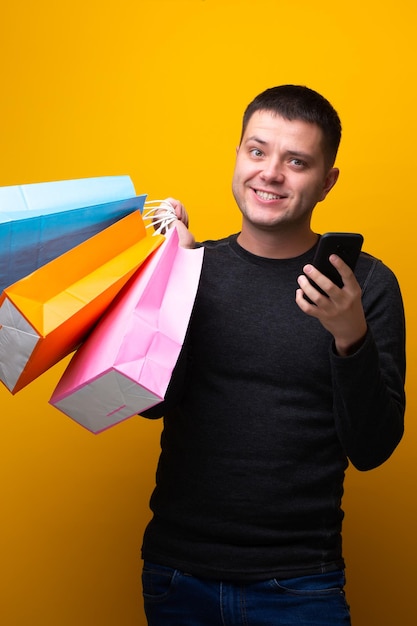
[304,232,364,300]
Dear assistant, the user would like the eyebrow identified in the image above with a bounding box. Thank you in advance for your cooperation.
[284,149,313,161]
[244,135,268,145]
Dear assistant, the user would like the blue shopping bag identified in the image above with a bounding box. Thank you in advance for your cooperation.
[0,176,146,292]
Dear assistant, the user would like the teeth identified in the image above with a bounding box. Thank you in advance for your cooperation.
[256,190,281,200]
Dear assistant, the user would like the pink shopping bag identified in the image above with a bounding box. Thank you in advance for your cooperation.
[50,228,204,433]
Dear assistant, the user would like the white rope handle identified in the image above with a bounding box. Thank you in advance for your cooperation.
[143,199,178,236]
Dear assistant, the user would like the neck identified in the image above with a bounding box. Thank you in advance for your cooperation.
[237,222,319,259]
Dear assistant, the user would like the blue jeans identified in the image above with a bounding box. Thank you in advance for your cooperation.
[142,562,351,625]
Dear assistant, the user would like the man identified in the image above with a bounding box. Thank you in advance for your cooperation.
[140,85,405,625]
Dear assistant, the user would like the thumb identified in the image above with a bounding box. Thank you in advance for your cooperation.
[172,219,195,249]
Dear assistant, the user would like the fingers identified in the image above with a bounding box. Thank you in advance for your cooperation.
[163,199,194,248]
[143,197,189,236]
[143,197,194,248]
[173,220,196,249]
[296,276,326,309]
[327,254,353,283]
[164,197,189,228]
[299,263,338,303]
[299,255,355,301]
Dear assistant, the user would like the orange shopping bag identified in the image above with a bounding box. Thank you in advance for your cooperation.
[0,211,164,393]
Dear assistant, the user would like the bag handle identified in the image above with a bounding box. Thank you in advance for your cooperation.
[143,200,178,235]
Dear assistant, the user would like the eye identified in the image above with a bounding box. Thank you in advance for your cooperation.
[290,158,306,168]
[250,148,264,158]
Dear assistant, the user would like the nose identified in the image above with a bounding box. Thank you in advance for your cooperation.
[260,158,285,183]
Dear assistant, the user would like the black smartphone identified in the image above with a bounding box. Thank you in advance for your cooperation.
[305,232,364,298]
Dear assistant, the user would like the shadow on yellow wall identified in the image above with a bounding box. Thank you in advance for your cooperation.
[1,1,415,624]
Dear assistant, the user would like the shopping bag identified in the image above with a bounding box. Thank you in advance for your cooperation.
[0,175,146,292]
[50,228,204,433]
[0,211,164,394]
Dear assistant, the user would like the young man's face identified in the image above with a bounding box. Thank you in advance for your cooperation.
[232,110,339,234]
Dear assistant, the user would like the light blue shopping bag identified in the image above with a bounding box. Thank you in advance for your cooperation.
[0,175,146,292]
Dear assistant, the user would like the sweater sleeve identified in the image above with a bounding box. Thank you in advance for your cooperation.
[330,259,406,471]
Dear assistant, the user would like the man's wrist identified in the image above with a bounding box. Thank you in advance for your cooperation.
[334,328,368,357]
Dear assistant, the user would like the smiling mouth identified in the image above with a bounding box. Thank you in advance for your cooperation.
[255,190,285,201]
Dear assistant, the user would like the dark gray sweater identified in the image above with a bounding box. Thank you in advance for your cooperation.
[141,234,405,581]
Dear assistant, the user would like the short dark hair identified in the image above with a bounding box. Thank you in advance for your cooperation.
[240,85,342,166]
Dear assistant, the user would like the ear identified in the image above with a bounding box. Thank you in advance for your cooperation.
[319,167,339,202]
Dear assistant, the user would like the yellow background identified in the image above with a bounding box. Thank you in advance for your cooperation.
[0,1,415,624]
